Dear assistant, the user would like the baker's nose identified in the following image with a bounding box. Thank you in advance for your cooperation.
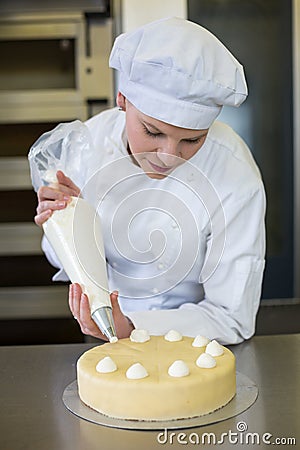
[156,144,180,166]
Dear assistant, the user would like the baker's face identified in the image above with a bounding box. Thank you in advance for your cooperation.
[123,99,209,179]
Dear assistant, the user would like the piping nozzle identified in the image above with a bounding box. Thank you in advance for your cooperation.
[92,306,118,343]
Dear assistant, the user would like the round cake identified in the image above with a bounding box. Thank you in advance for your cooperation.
[77,331,236,421]
[77,330,236,421]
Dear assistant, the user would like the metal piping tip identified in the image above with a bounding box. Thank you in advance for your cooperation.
[92,306,118,343]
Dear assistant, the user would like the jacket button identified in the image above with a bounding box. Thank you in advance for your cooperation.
[158,263,164,270]
[106,148,113,154]
[152,287,159,294]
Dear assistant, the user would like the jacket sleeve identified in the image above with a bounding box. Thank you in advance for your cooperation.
[127,182,266,345]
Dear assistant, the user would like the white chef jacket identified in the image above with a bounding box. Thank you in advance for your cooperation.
[42,108,266,345]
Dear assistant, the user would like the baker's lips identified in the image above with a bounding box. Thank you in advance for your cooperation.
[147,159,173,173]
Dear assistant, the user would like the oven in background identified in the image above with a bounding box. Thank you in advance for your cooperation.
[0,0,113,344]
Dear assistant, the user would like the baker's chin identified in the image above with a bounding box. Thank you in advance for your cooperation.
[144,171,168,179]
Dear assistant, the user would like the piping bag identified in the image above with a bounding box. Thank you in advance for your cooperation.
[28,120,117,343]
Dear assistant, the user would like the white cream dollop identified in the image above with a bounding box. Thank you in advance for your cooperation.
[192,335,210,347]
[168,360,190,377]
[126,363,148,380]
[164,330,183,342]
[205,340,224,357]
[130,329,150,343]
[196,353,217,369]
[96,356,117,373]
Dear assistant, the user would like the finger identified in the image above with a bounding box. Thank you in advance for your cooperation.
[110,290,121,313]
[37,186,71,204]
[48,183,77,198]
[109,291,134,338]
[68,284,75,316]
[79,294,106,338]
[56,171,81,196]
[38,182,76,202]
[37,185,71,203]
[68,283,76,316]
[36,199,68,216]
[52,183,79,198]
[71,283,82,320]
[34,209,53,226]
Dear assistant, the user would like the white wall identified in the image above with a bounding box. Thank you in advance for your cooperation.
[121,0,187,32]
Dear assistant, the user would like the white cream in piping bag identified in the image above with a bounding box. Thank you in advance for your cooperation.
[43,197,117,342]
[44,169,58,185]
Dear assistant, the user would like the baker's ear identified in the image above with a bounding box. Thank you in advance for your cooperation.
[116,92,126,111]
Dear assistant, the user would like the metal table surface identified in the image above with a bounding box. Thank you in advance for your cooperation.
[0,334,299,450]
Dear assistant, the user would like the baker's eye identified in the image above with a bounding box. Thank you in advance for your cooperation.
[183,136,206,145]
[142,125,161,138]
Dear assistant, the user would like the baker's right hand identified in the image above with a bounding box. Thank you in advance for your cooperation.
[69,283,135,340]
[34,170,80,226]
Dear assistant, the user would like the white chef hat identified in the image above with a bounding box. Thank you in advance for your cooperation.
[109,17,248,129]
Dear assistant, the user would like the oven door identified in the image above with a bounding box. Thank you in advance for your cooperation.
[0,12,113,123]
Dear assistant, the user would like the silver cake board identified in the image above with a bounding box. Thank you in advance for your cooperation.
[62,372,258,430]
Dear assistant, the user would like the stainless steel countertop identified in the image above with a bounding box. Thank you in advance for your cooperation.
[0,334,299,450]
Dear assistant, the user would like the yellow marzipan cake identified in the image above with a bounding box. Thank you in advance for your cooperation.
[77,333,236,421]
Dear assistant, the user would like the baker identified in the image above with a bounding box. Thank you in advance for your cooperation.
[32,17,266,345]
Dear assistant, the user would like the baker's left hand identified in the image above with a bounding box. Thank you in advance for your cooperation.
[68,283,134,340]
